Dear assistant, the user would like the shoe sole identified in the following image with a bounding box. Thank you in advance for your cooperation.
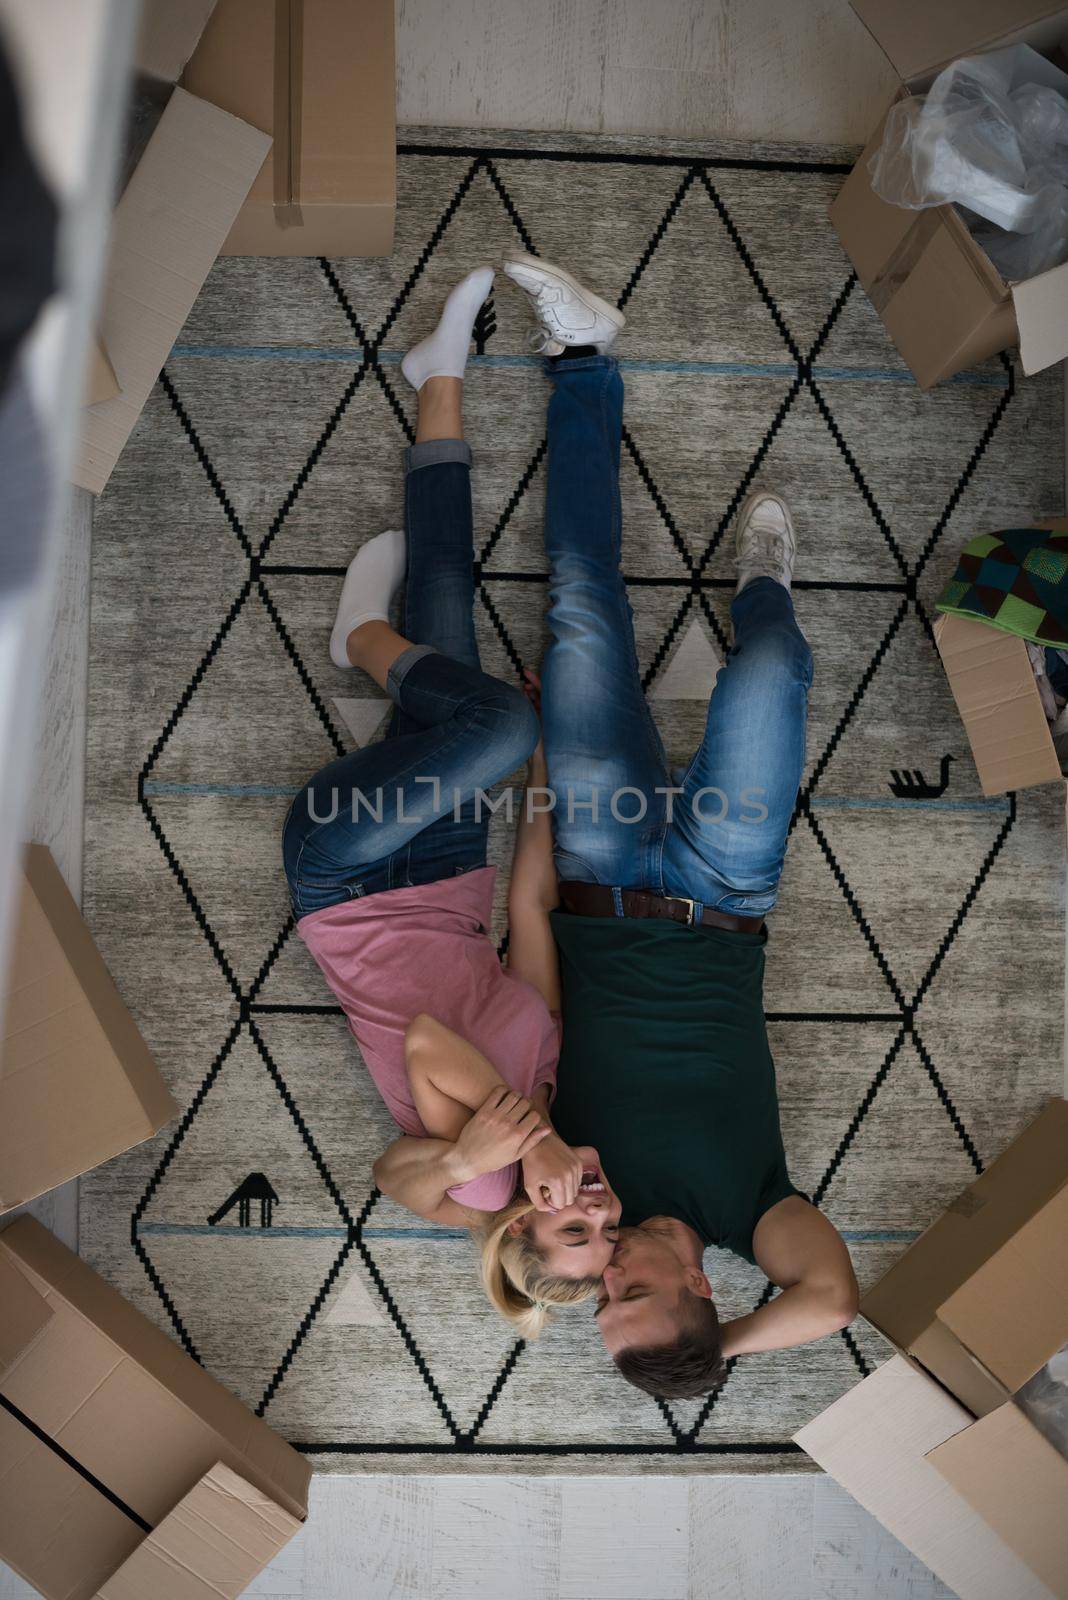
[734,489,796,561]
[502,252,625,338]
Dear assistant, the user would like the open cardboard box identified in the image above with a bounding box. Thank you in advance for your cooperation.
[928,1400,1068,1600]
[797,1100,1068,1599]
[74,84,270,493]
[797,1356,1065,1600]
[832,0,1068,387]
[183,0,396,256]
[934,518,1068,798]
[78,1,223,415]
[860,1099,1068,1416]
[0,1216,310,1600]
[0,845,178,1216]
[78,0,396,486]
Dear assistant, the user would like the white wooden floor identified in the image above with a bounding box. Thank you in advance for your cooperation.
[6,1,1062,1596]
[394,0,898,145]
[234,1474,952,1600]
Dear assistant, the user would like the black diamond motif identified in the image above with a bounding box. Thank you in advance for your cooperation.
[125,135,1035,1462]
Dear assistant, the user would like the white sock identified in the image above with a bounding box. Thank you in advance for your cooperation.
[400,265,495,390]
[329,529,406,669]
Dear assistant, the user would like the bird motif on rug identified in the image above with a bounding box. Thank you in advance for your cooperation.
[888,753,954,800]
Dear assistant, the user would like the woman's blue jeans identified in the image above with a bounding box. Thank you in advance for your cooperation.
[282,439,538,918]
[541,355,813,919]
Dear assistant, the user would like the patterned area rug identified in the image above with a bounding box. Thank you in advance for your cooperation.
[82,127,1065,1474]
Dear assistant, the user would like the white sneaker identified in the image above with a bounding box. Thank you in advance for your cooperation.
[734,491,797,592]
[502,253,625,356]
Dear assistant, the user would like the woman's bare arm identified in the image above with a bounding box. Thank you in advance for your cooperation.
[372,1136,473,1227]
[375,1021,550,1222]
[405,1013,508,1139]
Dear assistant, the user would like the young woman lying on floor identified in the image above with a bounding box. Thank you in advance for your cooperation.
[281,268,621,1336]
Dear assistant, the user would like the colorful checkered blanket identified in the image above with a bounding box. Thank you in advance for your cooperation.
[937,528,1068,647]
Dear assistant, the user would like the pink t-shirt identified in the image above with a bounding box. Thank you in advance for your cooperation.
[296,866,560,1212]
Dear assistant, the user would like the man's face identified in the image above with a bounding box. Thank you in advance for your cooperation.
[593,1225,696,1356]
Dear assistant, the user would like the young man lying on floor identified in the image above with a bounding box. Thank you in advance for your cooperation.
[502,252,860,1399]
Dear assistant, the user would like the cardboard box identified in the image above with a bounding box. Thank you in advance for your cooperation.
[935,517,1068,797]
[860,1098,1068,1417]
[0,845,178,1216]
[929,1403,1068,1599]
[795,1356,1056,1600]
[74,86,271,494]
[832,1,1068,387]
[806,1096,1068,1595]
[79,5,222,417]
[134,0,219,84]
[0,1216,309,1600]
[182,0,396,257]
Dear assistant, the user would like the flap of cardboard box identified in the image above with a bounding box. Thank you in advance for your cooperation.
[84,337,121,408]
[73,88,271,495]
[0,845,179,1215]
[861,1100,1068,1353]
[134,0,220,83]
[0,1256,53,1373]
[933,612,1063,796]
[795,1355,1053,1600]
[928,1404,1068,1599]
[0,1219,311,1527]
[876,206,1015,389]
[827,107,915,289]
[849,0,1068,87]
[96,1461,302,1600]
[936,1182,1068,1397]
[0,1399,145,1600]
[1013,262,1068,376]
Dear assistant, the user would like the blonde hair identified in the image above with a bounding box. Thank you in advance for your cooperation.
[479,1194,600,1338]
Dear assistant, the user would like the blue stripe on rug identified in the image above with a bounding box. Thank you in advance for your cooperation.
[170,344,1008,387]
[811,796,1010,813]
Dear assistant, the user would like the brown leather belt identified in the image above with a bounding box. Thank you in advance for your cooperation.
[558,880,764,934]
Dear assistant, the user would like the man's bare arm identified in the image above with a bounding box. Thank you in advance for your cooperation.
[718,1196,859,1358]
[507,733,561,1012]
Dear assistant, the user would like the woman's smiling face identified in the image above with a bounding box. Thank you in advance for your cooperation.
[520,1149,623,1278]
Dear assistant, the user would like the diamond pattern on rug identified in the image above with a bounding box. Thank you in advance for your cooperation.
[81,127,1064,1473]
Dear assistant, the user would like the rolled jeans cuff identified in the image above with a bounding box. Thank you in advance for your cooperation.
[386,642,437,699]
[404,438,472,472]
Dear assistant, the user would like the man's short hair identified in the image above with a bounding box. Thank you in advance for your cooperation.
[613,1293,729,1399]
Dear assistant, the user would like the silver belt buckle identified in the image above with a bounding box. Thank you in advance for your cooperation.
[675,895,697,926]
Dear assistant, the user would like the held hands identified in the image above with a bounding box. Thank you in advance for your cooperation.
[521,666,547,783]
[520,665,542,720]
[450,1087,550,1184]
[522,1130,584,1213]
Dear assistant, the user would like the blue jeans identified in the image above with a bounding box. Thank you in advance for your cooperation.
[542,356,813,919]
[282,439,539,918]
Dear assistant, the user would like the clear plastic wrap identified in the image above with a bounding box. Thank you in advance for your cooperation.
[868,44,1068,281]
[1015,1342,1068,1460]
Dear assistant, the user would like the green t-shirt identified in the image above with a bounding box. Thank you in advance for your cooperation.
[549,911,800,1265]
